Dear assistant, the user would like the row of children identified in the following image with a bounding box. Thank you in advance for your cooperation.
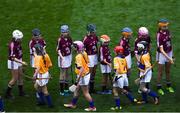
[1,18,174,111]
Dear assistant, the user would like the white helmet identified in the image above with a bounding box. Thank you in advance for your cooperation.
[137,43,145,50]
[138,27,148,36]
[12,30,23,40]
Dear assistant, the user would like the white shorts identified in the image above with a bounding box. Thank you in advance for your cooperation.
[100,64,111,74]
[78,73,90,86]
[58,54,72,68]
[30,55,35,68]
[125,54,132,69]
[8,60,22,70]
[113,74,128,88]
[140,69,152,83]
[36,72,50,86]
[156,51,173,64]
[88,54,98,67]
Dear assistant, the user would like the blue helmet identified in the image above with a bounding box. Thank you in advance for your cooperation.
[121,27,132,33]
[87,24,96,32]
[159,18,168,23]
[32,28,41,37]
[60,25,69,33]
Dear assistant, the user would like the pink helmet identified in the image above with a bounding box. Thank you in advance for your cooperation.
[73,41,84,51]
[138,27,149,36]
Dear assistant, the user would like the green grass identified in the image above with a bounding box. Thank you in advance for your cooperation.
[0,0,180,112]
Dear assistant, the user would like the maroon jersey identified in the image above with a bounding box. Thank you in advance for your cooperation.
[119,37,131,56]
[99,44,111,65]
[157,30,172,53]
[8,40,22,60]
[83,34,98,55]
[134,35,151,54]
[29,38,46,55]
[57,35,72,56]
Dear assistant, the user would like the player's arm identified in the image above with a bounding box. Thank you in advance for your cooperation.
[46,54,53,68]
[159,45,174,64]
[13,57,27,66]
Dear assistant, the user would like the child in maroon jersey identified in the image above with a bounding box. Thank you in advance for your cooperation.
[83,24,99,93]
[56,25,73,96]
[5,30,28,99]
[29,28,46,68]
[156,19,174,95]
[98,35,112,94]
[119,27,133,78]
[134,27,151,90]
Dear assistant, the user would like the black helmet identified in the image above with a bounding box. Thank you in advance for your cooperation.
[32,28,41,37]
[87,24,96,32]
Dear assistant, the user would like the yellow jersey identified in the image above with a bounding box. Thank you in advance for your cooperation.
[140,52,151,69]
[34,54,52,74]
[75,51,89,76]
[113,56,128,74]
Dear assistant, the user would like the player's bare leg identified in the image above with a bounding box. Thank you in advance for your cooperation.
[111,87,122,110]
[165,62,174,93]
[138,82,159,104]
[82,86,96,111]
[42,86,53,108]
[121,88,137,103]
[5,69,18,99]
[34,83,46,105]
[157,64,164,95]
[64,85,80,108]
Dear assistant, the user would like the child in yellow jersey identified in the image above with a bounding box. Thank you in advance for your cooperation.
[136,43,159,104]
[33,44,53,108]
[111,46,137,111]
[64,41,96,112]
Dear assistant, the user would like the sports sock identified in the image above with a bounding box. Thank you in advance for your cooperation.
[115,97,120,108]
[146,83,150,89]
[141,92,147,102]
[45,95,53,107]
[0,98,4,111]
[125,92,135,102]
[148,91,158,98]
[102,85,106,92]
[18,85,25,95]
[157,84,162,89]
[71,97,78,105]
[38,92,45,103]
[64,80,69,91]
[166,81,171,87]
[59,80,64,93]
[5,85,12,96]
[89,100,95,108]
